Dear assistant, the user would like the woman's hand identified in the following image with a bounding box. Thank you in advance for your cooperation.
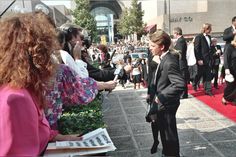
[97,81,117,90]
[104,80,117,90]
[53,134,83,141]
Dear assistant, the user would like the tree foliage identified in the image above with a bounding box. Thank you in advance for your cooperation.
[118,0,144,36]
[129,0,144,34]
[117,8,131,36]
[73,0,97,40]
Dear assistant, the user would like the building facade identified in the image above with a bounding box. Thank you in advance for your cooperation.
[90,0,236,39]
[0,0,71,27]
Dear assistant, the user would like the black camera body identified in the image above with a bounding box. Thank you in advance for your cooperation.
[60,24,91,49]
[145,101,158,123]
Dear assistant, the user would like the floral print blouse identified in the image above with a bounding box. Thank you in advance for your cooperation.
[45,64,98,129]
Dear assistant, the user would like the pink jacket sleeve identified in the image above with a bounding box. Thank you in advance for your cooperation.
[0,91,41,155]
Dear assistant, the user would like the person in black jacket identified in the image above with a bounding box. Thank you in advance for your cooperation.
[146,50,160,154]
[221,16,236,85]
[149,29,185,157]
[173,27,189,98]
[222,36,236,105]
[193,23,214,96]
[211,38,223,89]
[223,16,236,52]
[60,23,131,81]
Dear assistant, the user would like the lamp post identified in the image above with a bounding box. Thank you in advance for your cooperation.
[22,0,25,8]
[168,0,171,35]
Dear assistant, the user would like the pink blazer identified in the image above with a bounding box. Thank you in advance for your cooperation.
[0,86,52,156]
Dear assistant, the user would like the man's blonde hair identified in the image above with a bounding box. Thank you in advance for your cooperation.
[201,23,212,33]
[149,29,171,51]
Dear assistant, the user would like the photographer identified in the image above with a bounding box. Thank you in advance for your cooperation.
[60,23,131,81]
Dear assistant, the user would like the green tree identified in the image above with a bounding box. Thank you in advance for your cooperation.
[129,0,144,35]
[117,8,131,36]
[73,0,97,40]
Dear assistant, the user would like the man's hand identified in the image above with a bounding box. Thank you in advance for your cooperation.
[225,69,231,75]
[197,60,204,65]
[233,30,236,35]
[146,94,150,104]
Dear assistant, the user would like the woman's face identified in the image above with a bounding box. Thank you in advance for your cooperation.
[71,32,82,47]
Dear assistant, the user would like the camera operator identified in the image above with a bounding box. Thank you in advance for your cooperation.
[60,23,131,82]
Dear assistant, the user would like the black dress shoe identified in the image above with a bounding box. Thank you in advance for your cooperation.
[181,95,188,99]
[151,141,159,154]
[214,85,219,89]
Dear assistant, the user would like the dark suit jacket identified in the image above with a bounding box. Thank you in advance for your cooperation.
[194,33,213,66]
[223,26,235,51]
[155,52,185,110]
[174,36,188,70]
[212,45,222,66]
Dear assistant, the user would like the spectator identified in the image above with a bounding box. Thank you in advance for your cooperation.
[46,30,117,130]
[97,44,111,69]
[131,58,142,89]
[0,12,81,156]
[60,24,132,82]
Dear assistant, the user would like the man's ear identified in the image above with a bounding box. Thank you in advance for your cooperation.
[160,44,165,51]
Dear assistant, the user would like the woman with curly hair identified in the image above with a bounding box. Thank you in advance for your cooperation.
[0,12,81,156]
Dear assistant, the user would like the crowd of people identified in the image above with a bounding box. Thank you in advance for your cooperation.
[0,10,236,157]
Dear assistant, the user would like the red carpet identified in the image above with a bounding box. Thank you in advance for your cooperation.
[188,84,236,122]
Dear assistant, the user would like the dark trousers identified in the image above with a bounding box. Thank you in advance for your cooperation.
[193,65,212,93]
[158,106,180,157]
[181,69,189,97]
[212,65,219,87]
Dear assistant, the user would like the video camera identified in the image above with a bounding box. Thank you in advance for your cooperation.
[60,23,91,49]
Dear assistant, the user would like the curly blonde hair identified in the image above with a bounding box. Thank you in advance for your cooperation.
[0,12,59,108]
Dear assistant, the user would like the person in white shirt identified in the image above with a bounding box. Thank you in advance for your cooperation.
[186,38,197,83]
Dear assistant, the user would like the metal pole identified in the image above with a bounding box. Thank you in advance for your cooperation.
[22,0,25,8]
[0,0,16,18]
[168,0,171,34]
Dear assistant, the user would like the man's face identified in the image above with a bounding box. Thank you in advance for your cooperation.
[205,27,212,34]
[233,20,236,27]
[173,31,178,39]
[149,41,164,56]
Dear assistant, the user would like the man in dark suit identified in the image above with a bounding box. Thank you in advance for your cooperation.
[193,23,213,96]
[149,30,185,157]
[223,16,236,51]
[173,27,189,99]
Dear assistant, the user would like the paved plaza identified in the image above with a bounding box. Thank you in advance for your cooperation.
[102,85,236,157]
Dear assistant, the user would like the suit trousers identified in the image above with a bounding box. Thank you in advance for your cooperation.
[181,69,189,97]
[158,106,180,157]
[212,65,219,87]
[193,65,212,93]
